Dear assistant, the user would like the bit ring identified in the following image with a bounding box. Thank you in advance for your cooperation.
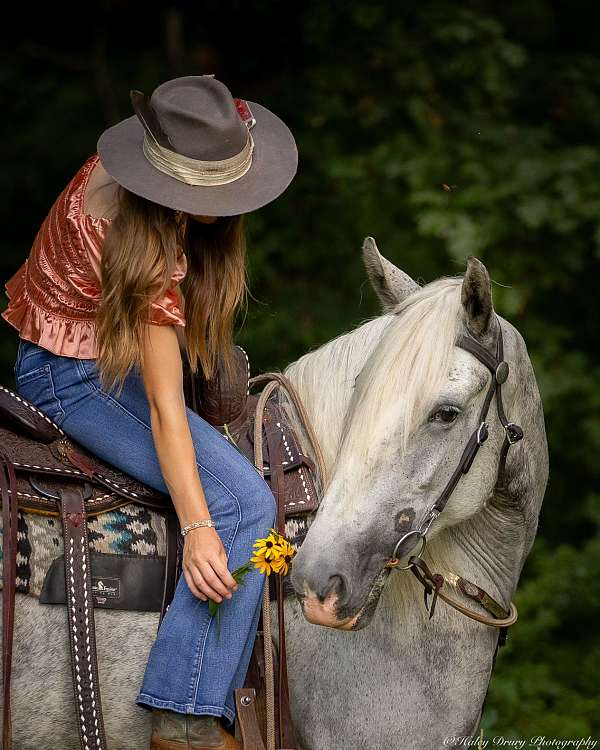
[388,530,427,571]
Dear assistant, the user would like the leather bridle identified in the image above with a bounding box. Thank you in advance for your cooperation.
[386,321,523,631]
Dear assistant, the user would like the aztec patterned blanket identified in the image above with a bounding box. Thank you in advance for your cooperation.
[0,503,311,601]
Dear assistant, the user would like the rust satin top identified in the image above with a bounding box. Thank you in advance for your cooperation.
[1,153,187,359]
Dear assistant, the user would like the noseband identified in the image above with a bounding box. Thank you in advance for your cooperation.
[386,321,523,632]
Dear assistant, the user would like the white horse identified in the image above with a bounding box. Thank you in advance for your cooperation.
[1,240,548,749]
[283,240,548,749]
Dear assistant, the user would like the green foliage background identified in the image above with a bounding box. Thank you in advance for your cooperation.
[2,1,598,737]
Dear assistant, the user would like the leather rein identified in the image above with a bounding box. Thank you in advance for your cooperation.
[385,322,523,630]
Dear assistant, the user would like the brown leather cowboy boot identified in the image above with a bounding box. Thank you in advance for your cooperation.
[150,709,242,749]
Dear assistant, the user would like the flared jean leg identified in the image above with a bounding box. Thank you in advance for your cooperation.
[13,342,277,723]
[135,474,275,721]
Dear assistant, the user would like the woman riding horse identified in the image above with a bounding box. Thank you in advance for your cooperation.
[1,74,298,750]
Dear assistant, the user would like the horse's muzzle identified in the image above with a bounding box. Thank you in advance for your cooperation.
[295,581,364,629]
[294,565,391,630]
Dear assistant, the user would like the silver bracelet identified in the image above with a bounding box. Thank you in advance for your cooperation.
[180,519,216,536]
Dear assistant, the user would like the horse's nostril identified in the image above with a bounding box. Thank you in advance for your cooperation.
[327,573,349,605]
[290,555,352,606]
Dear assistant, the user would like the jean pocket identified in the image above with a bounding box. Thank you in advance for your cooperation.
[14,340,52,379]
[16,363,66,426]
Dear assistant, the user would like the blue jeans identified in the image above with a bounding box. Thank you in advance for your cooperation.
[13,338,276,725]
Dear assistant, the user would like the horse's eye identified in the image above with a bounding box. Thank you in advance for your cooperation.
[429,405,461,424]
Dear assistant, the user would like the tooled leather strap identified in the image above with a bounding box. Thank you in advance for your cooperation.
[408,556,517,628]
[452,572,512,621]
[265,424,297,750]
[0,448,18,750]
[59,487,108,750]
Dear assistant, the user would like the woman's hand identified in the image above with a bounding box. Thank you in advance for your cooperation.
[182,526,239,603]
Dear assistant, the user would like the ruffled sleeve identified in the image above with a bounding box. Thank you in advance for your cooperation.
[147,250,187,326]
[1,259,100,357]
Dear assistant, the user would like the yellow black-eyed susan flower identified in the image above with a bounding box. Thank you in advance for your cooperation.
[252,532,283,560]
[204,530,296,641]
[251,550,273,575]
[270,540,296,576]
[250,557,273,575]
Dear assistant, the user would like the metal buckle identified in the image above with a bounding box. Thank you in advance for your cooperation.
[390,530,427,571]
[504,422,523,445]
[419,507,440,536]
[476,421,489,445]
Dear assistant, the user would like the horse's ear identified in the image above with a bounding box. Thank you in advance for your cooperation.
[362,237,419,312]
[461,257,493,337]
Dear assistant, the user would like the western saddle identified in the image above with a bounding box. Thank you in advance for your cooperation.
[0,345,322,750]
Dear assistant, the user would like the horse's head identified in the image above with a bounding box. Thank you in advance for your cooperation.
[290,238,547,629]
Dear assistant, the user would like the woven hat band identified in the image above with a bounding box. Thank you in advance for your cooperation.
[142,130,254,187]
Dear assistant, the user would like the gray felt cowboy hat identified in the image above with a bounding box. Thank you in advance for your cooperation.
[97,75,298,216]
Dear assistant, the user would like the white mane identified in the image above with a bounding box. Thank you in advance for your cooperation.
[283,277,463,480]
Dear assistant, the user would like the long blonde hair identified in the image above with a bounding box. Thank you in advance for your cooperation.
[96,187,248,392]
